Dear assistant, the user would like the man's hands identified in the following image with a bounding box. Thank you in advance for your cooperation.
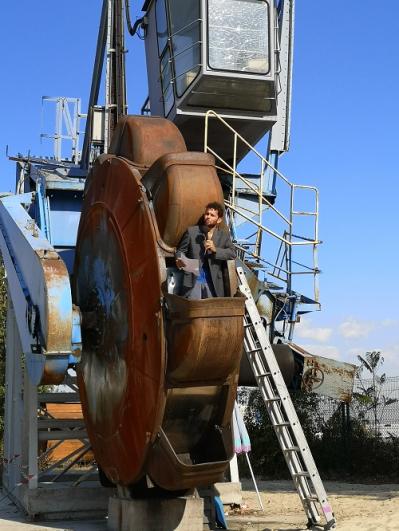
[176,258,185,270]
[204,239,216,253]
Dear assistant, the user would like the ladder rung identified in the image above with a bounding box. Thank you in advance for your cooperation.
[283,446,300,452]
[264,396,281,402]
[274,422,290,427]
[305,496,319,502]
[257,372,271,378]
[293,471,310,477]
[246,347,262,354]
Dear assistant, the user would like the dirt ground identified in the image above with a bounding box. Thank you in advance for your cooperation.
[1,481,399,530]
[228,479,399,530]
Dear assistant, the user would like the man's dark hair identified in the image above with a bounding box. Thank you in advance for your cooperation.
[206,201,224,218]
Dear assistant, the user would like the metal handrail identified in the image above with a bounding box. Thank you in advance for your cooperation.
[206,146,292,227]
[204,111,292,185]
[169,17,202,40]
[204,110,320,302]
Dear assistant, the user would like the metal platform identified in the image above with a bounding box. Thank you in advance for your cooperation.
[4,483,112,522]
[2,301,111,520]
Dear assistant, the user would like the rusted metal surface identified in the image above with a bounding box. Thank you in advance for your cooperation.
[39,257,73,384]
[142,151,224,248]
[74,115,245,491]
[290,343,357,402]
[239,338,356,402]
[147,294,245,490]
[239,342,296,387]
[149,381,240,490]
[41,359,70,385]
[165,294,244,384]
[108,115,187,175]
[74,116,246,491]
[41,257,73,354]
[74,155,165,486]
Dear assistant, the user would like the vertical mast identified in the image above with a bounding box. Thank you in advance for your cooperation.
[81,0,127,169]
[105,0,127,151]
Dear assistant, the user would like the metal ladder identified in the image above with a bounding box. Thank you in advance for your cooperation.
[237,267,336,530]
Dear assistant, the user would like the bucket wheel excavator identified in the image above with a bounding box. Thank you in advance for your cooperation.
[74,115,245,491]
[0,1,354,528]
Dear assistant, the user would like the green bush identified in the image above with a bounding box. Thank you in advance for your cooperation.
[240,388,324,479]
[240,388,399,482]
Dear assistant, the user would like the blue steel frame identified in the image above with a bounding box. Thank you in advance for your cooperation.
[0,163,83,384]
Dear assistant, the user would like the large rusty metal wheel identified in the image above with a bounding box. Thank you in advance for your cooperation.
[74,155,166,486]
[73,116,245,493]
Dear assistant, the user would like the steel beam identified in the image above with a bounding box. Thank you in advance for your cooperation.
[81,0,109,168]
[0,193,73,384]
[269,0,295,153]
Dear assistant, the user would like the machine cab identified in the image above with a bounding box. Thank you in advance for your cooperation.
[143,0,277,159]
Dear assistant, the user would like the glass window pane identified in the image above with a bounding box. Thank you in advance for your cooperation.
[156,0,168,54]
[208,0,269,74]
[168,0,201,97]
[163,85,174,116]
[174,42,201,97]
[160,49,174,115]
[168,0,199,36]
[161,52,172,86]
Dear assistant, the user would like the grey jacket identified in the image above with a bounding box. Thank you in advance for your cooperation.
[176,225,236,297]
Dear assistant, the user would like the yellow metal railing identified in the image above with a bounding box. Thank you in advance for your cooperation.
[204,110,320,303]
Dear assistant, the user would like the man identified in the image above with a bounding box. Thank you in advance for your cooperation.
[176,202,236,299]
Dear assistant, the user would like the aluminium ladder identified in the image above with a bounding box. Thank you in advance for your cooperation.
[237,267,336,530]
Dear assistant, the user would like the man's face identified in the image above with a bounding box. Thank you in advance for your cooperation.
[204,208,222,228]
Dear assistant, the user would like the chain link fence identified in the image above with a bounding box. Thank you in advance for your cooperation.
[317,376,399,438]
[240,378,399,480]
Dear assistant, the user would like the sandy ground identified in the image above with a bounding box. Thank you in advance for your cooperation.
[229,479,399,530]
[0,481,399,530]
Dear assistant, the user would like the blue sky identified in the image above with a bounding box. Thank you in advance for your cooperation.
[1,1,398,374]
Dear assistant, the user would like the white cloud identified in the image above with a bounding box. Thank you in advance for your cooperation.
[346,346,399,375]
[338,318,375,339]
[296,318,333,343]
[381,319,399,328]
[347,347,366,359]
[299,343,341,361]
[383,344,399,357]
[378,344,399,375]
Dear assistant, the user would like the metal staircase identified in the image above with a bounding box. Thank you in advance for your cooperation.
[204,110,321,310]
[237,266,336,530]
